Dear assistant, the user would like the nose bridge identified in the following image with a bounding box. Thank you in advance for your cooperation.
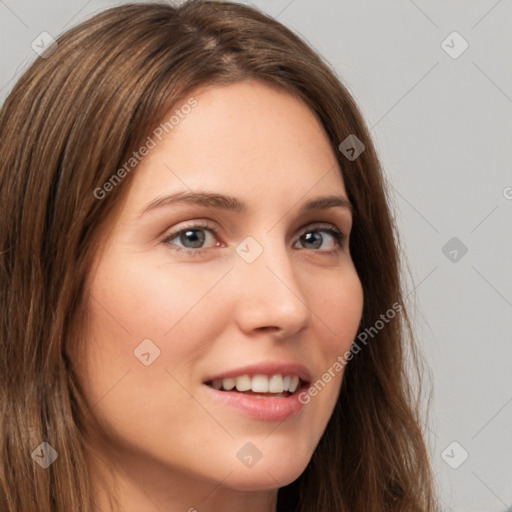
[233,234,310,333]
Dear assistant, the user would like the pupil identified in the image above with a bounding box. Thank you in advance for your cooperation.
[180,229,205,248]
[303,231,322,249]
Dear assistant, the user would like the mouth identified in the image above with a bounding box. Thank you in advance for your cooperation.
[201,363,312,421]
[204,374,307,398]
[203,361,312,421]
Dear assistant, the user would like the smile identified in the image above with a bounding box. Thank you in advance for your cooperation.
[205,374,302,396]
[202,362,312,421]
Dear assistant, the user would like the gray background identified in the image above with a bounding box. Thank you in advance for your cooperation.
[1,1,511,510]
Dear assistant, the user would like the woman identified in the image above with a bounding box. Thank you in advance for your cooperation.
[0,1,439,511]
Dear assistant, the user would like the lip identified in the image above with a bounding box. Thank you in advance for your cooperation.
[202,361,312,422]
[202,380,309,422]
[202,362,312,383]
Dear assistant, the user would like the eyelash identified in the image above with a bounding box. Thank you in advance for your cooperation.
[161,221,347,257]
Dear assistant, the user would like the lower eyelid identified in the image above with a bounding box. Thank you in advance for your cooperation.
[162,224,346,252]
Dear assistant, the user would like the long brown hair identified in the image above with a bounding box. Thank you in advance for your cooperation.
[0,1,439,510]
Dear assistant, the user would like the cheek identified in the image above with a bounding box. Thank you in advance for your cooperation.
[313,266,364,354]
[75,255,233,453]
[79,253,232,402]
[293,266,363,429]
[87,251,229,342]
[310,268,363,393]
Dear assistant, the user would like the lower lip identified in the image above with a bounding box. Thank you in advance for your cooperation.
[202,384,308,422]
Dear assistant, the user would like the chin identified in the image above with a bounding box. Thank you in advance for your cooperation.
[223,468,304,492]
[218,454,310,492]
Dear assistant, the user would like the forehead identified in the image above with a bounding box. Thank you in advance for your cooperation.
[124,80,347,210]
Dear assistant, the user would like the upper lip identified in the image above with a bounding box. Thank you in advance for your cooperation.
[203,362,312,384]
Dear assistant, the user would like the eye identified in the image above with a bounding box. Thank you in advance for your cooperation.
[161,222,346,256]
[162,223,221,253]
[294,225,346,252]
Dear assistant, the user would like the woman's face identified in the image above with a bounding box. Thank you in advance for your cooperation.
[76,80,363,504]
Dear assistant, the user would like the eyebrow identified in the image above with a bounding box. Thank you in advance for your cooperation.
[138,191,353,217]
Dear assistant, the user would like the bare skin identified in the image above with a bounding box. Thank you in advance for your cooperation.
[73,79,364,512]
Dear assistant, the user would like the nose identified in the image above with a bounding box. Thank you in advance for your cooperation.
[231,238,311,339]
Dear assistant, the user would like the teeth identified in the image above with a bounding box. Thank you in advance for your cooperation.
[251,375,269,393]
[235,375,251,392]
[211,374,302,394]
[222,377,235,390]
[268,375,284,393]
[289,376,300,393]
